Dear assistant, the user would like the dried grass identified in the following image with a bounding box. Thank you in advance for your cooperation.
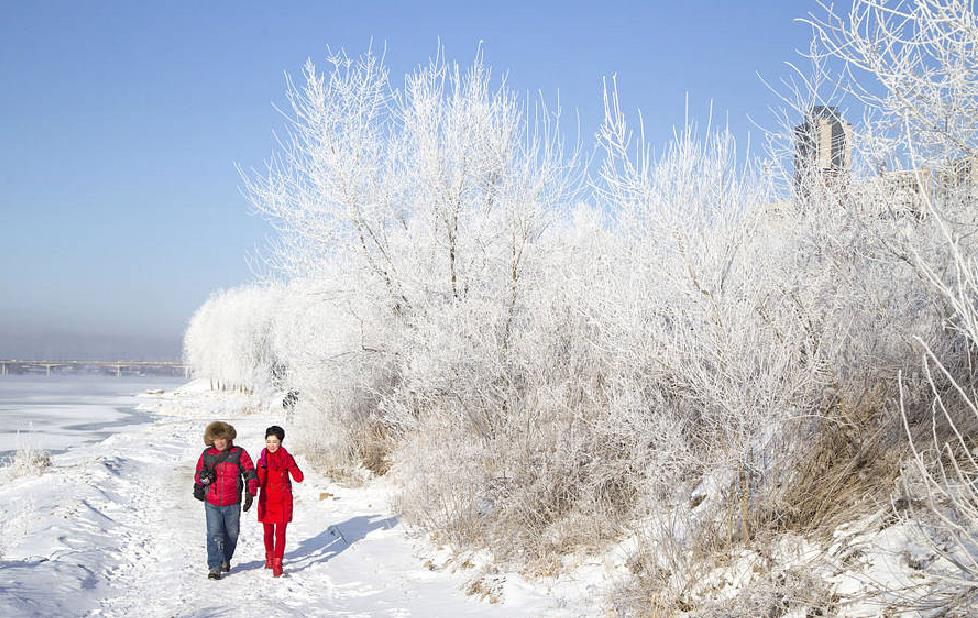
[356,422,395,476]
[1,443,52,481]
[766,400,903,539]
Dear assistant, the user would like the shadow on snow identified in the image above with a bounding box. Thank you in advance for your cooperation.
[234,514,398,574]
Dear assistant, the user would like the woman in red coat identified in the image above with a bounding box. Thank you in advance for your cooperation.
[256,425,304,577]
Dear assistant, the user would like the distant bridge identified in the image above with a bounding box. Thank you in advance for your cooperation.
[0,360,187,377]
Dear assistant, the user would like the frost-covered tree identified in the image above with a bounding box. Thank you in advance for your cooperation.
[184,284,282,392]
[239,46,581,482]
[242,47,578,320]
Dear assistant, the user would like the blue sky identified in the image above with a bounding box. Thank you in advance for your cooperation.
[0,1,824,359]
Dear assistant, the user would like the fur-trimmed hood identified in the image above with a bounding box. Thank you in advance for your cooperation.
[204,421,237,446]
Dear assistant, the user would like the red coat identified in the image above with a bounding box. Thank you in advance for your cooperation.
[194,444,258,507]
[257,446,304,524]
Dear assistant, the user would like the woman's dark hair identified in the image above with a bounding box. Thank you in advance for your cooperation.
[265,426,285,441]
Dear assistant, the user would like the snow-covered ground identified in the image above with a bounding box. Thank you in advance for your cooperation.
[0,379,593,617]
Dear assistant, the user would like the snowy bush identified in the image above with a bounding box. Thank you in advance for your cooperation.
[1,443,51,481]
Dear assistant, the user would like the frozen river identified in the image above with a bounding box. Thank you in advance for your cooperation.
[0,374,186,460]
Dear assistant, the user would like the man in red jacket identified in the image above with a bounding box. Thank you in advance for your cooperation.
[194,421,258,580]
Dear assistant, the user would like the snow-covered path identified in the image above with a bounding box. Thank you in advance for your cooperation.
[0,387,568,617]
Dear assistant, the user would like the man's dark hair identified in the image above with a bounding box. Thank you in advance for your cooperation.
[265,425,285,441]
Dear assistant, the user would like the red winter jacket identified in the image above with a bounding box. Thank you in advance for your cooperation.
[256,446,304,524]
[194,444,258,507]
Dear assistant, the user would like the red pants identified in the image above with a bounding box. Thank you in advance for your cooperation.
[263,522,287,560]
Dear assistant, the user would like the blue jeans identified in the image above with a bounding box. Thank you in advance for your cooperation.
[204,503,240,570]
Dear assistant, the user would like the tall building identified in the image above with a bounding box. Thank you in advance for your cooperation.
[790,106,975,215]
[794,106,853,191]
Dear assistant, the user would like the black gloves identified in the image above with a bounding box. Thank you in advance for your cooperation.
[243,492,254,512]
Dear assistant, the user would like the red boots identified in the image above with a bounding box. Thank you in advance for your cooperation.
[265,551,283,577]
